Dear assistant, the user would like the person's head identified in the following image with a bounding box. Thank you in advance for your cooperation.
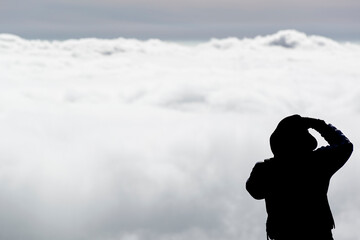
[270,114,317,157]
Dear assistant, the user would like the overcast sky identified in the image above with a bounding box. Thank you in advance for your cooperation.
[1,0,359,40]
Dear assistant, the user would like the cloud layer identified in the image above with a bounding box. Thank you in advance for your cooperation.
[0,30,359,240]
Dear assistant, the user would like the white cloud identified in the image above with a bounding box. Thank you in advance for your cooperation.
[0,30,359,240]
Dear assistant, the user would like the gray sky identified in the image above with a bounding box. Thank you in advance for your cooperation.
[1,0,359,40]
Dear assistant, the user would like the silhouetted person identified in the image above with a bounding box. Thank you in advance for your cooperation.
[246,115,353,240]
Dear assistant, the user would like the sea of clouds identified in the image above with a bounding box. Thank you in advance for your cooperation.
[0,30,359,240]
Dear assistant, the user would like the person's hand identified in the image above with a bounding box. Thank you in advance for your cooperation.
[302,117,326,129]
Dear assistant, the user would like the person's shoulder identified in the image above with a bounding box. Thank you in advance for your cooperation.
[253,158,274,169]
[264,158,274,163]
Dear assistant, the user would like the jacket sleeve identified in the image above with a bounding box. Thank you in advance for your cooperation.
[246,162,268,200]
[312,121,353,175]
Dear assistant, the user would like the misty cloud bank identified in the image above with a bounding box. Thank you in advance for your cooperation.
[0,30,359,240]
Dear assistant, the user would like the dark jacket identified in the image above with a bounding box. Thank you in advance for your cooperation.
[246,121,353,239]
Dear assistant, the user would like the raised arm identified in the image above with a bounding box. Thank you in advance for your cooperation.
[303,117,353,174]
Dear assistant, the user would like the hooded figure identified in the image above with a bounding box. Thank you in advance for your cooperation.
[246,115,353,240]
[270,115,318,157]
